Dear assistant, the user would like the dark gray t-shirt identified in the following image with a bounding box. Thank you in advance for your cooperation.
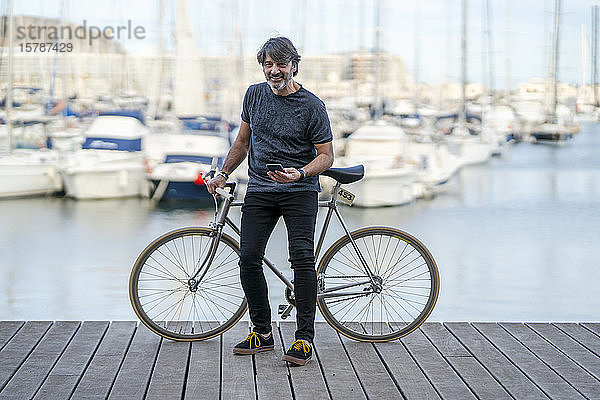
[241,82,333,192]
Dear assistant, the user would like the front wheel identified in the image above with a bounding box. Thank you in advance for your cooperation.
[129,227,247,341]
[317,227,439,342]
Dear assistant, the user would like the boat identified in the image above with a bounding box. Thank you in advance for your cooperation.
[404,138,461,192]
[530,122,574,144]
[59,112,150,199]
[531,0,578,144]
[0,149,63,198]
[145,133,230,201]
[332,123,421,207]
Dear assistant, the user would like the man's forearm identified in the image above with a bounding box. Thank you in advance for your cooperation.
[221,140,248,175]
[302,152,334,177]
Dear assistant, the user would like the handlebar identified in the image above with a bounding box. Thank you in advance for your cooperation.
[214,181,236,201]
[215,187,233,200]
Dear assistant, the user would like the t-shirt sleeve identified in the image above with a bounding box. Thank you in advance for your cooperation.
[240,87,252,123]
[308,101,333,144]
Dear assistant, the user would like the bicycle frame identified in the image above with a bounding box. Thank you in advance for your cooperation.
[189,182,379,300]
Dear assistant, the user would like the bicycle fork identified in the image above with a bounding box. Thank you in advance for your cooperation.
[188,186,235,292]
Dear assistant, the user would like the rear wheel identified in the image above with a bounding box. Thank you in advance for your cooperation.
[317,227,439,342]
[129,227,247,341]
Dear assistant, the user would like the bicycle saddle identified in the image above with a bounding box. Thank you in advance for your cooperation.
[321,165,364,184]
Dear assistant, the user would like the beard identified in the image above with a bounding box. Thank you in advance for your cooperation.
[266,71,293,90]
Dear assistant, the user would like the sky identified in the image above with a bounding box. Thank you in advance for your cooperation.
[7,0,600,89]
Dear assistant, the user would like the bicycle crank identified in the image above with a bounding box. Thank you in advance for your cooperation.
[278,304,295,319]
[279,282,296,319]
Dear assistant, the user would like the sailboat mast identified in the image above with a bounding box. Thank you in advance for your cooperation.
[593,5,599,107]
[6,0,14,154]
[374,0,382,118]
[505,0,511,100]
[551,0,561,120]
[459,0,467,127]
[413,2,421,113]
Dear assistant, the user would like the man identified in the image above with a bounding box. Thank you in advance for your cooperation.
[206,36,334,366]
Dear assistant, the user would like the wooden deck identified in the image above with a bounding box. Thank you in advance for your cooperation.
[1,321,599,399]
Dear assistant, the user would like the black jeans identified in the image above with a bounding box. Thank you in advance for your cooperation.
[239,191,318,343]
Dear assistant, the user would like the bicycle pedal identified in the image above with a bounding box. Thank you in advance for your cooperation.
[278,304,294,319]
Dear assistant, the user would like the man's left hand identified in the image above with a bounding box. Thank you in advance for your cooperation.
[268,167,302,183]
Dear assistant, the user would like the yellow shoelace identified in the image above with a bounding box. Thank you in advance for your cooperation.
[245,332,261,348]
[289,339,311,354]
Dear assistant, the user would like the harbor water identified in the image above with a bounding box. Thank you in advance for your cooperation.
[1,123,599,321]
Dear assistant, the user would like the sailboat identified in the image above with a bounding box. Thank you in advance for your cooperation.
[531,0,577,144]
[0,2,63,199]
[443,0,494,166]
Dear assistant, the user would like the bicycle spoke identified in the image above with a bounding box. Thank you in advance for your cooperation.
[146,257,185,282]
[161,242,187,276]
[195,290,225,321]
[151,251,188,280]
[385,270,431,290]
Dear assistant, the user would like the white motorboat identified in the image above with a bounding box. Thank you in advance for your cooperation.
[0,149,63,198]
[404,140,461,192]
[59,113,150,199]
[145,133,231,201]
[444,125,494,167]
[334,123,421,207]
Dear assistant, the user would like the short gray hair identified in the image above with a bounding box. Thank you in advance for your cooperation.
[256,36,301,77]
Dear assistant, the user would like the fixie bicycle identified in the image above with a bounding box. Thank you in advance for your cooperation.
[129,165,440,342]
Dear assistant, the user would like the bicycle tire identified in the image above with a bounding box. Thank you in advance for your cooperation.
[129,227,247,341]
[317,226,439,342]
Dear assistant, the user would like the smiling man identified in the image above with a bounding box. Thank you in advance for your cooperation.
[207,36,334,366]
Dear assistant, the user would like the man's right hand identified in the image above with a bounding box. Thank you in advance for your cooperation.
[206,174,226,195]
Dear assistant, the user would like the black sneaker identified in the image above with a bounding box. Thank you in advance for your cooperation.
[233,331,274,355]
[282,339,312,366]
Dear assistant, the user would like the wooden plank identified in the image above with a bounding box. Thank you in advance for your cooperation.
[0,321,52,392]
[396,324,476,399]
[313,322,366,399]
[501,323,600,399]
[374,338,440,399]
[255,322,293,399]
[184,322,221,400]
[33,321,109,400]
[279,321,329,400]
[70,321,137,400]
[555,323,600,357]
[108,324,161,400]
[420,323,470,356]
[0,322,24,351]
[582,323,600,337]
[221,321,255,399]
[445,322,548,399]
[0,321,80,399]
[145,323,191,400]
[529,323,600,380]
[474,322,584,400]
[421,323,512,400]
[337,323,401,399]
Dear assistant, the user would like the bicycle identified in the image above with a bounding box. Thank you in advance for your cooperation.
[129,165,440,342]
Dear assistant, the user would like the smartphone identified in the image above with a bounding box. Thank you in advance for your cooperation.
[266,163,285,172]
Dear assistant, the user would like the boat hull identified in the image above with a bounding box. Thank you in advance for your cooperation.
[0,164,62,198]
[61,165,149,199]
[149,179,210,200]
[349,170,420,207]
[530,132,573,143]
[0,151,63,198]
